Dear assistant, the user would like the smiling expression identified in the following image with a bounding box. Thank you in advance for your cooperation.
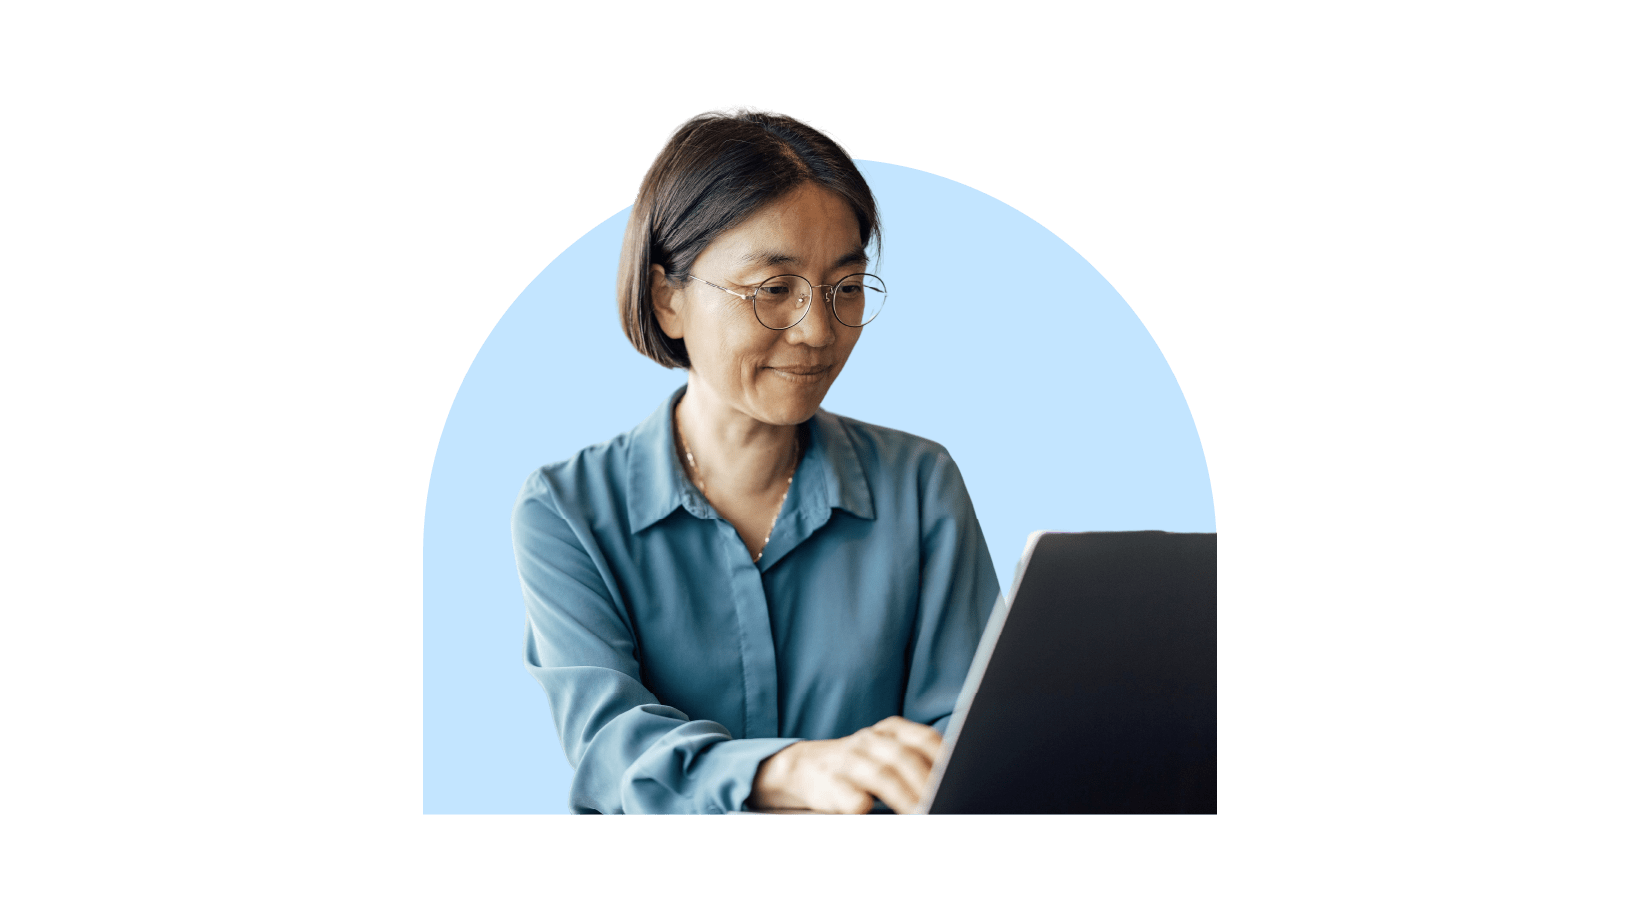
[651,183,869,427]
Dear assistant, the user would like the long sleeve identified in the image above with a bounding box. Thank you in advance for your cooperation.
[901,449,1002,735]
[511,394,1004,814]
[512,472,796,814]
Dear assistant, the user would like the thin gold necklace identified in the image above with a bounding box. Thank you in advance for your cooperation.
[675,411,800,563]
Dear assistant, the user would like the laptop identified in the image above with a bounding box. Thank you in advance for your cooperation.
[914,530,1217,814]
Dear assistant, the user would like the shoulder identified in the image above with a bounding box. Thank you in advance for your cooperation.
[514,429,638,530]
[820,410,957,481]
[816,411,973,520]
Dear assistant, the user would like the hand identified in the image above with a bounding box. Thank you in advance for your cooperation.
[748,716,944,814]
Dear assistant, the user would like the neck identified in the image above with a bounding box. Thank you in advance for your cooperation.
[675,373,799,495]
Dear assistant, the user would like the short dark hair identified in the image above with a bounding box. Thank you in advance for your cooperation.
[617,110,881,369]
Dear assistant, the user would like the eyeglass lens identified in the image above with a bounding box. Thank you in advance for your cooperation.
[751,274,887,330]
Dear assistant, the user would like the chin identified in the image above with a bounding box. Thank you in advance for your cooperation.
[757,382,831,425]
[758,396,824,426]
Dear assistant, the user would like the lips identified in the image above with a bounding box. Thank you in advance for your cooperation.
[768,364,830,377]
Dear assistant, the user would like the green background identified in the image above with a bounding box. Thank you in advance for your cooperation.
[9,0,1626,919]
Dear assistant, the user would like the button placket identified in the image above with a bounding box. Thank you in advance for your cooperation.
[718,519,781,739]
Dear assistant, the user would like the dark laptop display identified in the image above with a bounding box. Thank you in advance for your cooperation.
[918,531,1217,814]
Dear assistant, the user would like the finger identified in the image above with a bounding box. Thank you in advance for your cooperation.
[817,775,875,815]
[873,716,944,766]
[860,731,934,784]
[843,749,923,814]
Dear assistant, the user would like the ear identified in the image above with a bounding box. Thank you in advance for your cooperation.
[650,264,686,340]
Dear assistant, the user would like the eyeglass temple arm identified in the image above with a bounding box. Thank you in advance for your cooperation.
[685,275,755,301]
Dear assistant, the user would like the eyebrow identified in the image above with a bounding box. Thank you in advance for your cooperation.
[735,247,871,273]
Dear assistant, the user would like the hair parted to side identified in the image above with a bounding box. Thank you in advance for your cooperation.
[617,110,881,369]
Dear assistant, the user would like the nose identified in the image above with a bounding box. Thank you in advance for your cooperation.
[786,286,836,348]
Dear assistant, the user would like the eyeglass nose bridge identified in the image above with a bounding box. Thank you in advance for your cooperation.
[684,272,880,331]
[794,281,859,326]
[777,278,829,306]
[783,282,849,320]
[771,279,870,331]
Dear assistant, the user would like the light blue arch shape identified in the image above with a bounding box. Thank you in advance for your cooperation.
[423,161,1214,813]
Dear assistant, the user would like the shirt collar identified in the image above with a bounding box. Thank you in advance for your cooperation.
[625,385,876,535]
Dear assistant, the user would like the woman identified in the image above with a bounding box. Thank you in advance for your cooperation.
[512,111,1000,814]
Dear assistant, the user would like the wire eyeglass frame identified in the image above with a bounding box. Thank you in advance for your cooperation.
[685,272,887,330]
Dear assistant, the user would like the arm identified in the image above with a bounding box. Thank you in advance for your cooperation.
[513,473,795,814]
[903,448,1002,734]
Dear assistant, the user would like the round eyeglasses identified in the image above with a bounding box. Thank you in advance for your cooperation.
[686,273,888,330]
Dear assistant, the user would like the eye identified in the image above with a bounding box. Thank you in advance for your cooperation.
[835,284,863,296]
[758,284,791,296]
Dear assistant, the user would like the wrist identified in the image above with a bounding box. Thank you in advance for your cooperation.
[750,741,808,810]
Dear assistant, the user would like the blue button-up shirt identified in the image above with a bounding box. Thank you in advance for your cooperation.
[512,387,1000,814]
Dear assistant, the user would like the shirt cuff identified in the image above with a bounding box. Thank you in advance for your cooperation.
[692,737,803,814]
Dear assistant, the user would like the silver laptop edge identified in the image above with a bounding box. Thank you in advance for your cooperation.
[913,529,1054,814]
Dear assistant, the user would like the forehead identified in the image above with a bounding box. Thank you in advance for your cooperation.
[698,185,865,272]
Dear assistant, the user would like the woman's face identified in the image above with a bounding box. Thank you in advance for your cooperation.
[652,183,868,427]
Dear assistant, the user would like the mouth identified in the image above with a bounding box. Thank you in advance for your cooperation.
[766,364,832,383]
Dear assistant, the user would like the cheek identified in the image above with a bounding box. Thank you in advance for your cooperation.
[682,303,733,360]
[718,322,765,366]
[833,329,863,366]
[688,311,774,383]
